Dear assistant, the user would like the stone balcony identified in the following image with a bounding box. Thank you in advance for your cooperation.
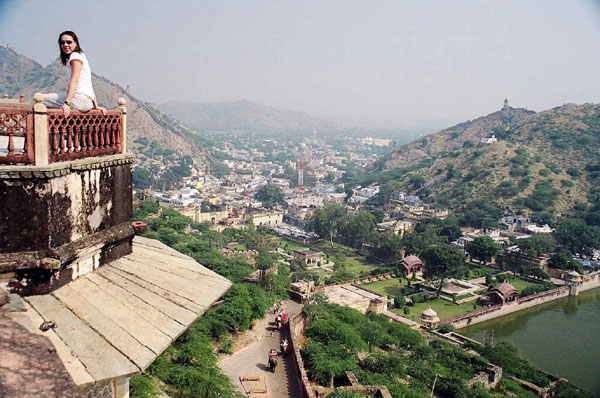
[0,94,133,294]
[0,94,233,398]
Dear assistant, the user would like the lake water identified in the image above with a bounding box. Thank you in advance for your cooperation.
[462,288,600,396]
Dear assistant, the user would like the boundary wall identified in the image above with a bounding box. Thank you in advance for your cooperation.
[287,312,316,398]
[445,286,572,328]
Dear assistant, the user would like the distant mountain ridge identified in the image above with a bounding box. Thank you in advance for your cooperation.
[160,99,340,132]
[370,100,600,214]
[0,46,203,156]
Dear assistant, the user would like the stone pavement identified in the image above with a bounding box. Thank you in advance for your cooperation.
[219,300,303,398]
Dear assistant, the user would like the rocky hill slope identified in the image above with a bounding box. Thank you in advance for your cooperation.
[160,99,339,132]
[368,100,600,215]
[0,46,203,156]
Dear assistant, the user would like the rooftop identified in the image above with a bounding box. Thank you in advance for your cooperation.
[6,235,232,387]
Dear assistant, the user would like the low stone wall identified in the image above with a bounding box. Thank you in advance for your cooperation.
[581,271,600,292]
[317,272,394,289]
[287,312,316,398]
[445,286,570,329]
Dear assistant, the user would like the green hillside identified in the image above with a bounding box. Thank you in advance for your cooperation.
[359,101,600,217]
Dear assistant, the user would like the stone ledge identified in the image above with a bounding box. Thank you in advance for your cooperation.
[0,154,136,179]
[0,222,135,274]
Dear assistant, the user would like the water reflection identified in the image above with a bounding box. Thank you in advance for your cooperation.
[462,288,600,396]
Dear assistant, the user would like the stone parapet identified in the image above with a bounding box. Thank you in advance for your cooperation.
[287,312,317,398]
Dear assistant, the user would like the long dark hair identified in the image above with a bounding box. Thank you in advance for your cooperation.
[58,31,83,65]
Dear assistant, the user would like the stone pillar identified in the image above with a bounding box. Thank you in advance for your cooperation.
[569,283,580,297]
[118,98,127,154]
[33,93,49,166]
[112,377,129,398]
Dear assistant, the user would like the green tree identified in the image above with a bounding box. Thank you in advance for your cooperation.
[529,268,550,281]
[368,231,404,261]
[306,203,347,247]
[460,199,503,229]
[421,244,465,297]
[402,224,446,256]
[554,218,600,254]
[517,238,536,257]
[549,250,582,273]
[254,184,284,209]
[132,167,153,189]
[343,211,375,249]
[466,236,501,264]
[324,172,336,183]
[530,234,557,256]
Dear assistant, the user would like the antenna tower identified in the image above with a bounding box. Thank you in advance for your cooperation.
[297,158,304,206]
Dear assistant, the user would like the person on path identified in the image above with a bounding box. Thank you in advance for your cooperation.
[41,31,106,117]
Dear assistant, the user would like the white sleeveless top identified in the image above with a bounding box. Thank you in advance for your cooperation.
[66,52,95,99]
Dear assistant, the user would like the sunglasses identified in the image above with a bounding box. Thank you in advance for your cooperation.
[60,40,73,45]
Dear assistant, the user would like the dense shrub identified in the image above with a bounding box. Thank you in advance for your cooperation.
[474,342,552,387]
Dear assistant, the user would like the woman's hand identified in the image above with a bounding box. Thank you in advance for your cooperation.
[95,106,107,116]
[62,103,71,117]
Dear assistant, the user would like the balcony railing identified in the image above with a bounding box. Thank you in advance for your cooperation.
[0,93,127,166]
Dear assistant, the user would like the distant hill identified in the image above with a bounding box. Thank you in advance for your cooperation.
[0,46,203,156]
[159,99,340,132]
[365,100,600,215]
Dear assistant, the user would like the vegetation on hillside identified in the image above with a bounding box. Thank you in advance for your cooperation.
[301,299,588,397]
[354,104,600,220]
[130,202,289,398]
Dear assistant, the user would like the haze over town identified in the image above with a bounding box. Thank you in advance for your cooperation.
[2,0,600,129]
[3,2,600,398]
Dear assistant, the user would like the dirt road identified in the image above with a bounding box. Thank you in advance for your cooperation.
[219,300,303,398]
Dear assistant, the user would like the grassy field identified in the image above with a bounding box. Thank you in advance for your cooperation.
[466,262,501,277]
[505,277,541,293]
[361,278,410,297]
[279,239,310,252]
[279,238,380,275]
[393,298,483,321]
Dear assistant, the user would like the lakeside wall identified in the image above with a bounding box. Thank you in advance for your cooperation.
[444,272,600,329]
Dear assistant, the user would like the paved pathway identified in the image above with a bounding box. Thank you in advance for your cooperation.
[219,300,303,398]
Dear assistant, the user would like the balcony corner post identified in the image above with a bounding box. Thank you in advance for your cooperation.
[33,92,49,166]
[118,97,127,154]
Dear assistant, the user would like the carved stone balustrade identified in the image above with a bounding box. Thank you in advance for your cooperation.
[0,94,127,166]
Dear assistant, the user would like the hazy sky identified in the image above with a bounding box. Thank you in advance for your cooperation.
[2,0,600,129]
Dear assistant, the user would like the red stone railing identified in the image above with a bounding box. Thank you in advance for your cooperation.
[0,93,127,166]
[0,96,34,165]
[48,109,122,162]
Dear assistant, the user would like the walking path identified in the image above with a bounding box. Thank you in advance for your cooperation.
[219,300,303,398]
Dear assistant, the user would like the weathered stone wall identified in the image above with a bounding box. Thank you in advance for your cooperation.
[0,155,135,294]
[450,286,570,329]
[581,271,600,292]
[287,312,316,398]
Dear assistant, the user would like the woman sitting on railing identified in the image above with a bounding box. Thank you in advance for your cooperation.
[41,31,106,117]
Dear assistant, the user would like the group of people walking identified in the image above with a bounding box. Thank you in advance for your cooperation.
[274,305,288,330]
[268,304,290,372]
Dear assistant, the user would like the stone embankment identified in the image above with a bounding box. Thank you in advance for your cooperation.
[442,271,600,328]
